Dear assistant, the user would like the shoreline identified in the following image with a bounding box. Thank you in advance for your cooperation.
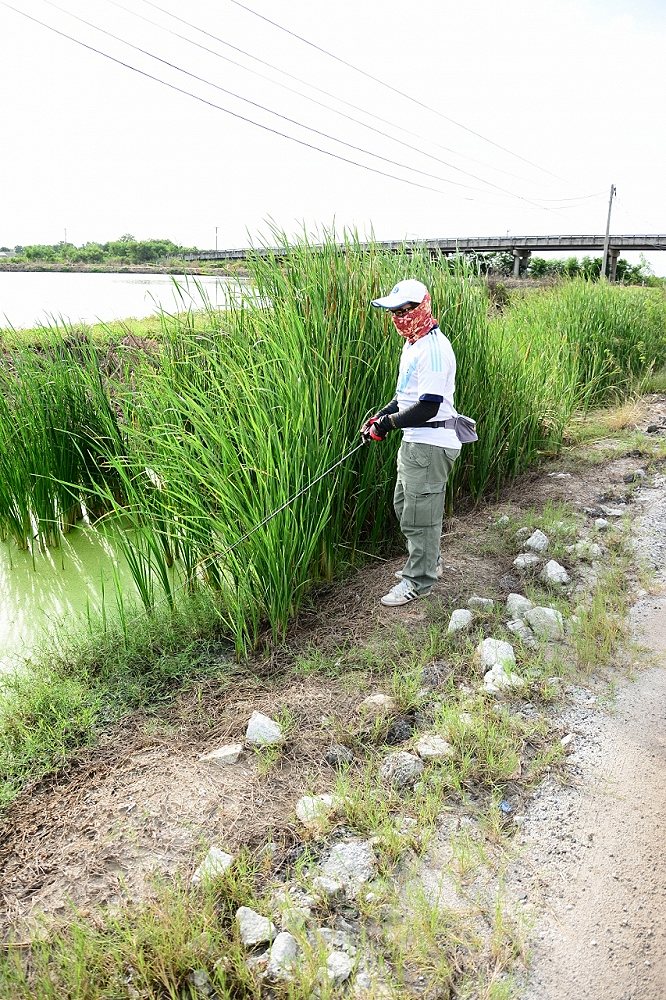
[0,261,247,277]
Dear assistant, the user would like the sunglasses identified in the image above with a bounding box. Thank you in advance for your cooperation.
[390,302,419,317]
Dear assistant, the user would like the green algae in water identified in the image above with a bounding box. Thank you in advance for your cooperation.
[0,524,146,673]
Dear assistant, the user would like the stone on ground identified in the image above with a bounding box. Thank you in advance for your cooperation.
[514,552,541,570]
[192,846,234,885]
[236,906,277,948]
[245,711,284,747]
[325,744,355,767]
[567,540,603,560]
[515,527,532,541]
[311,875,345,901]
[320,841,377,888]
[447,608,473,633]
[326,950,354,984]
[506,592,534,617]
[414,734,455,760]
[379,751,424,789]
[595,517,610,531]
[525,529,549,553]
[266,932,300,981]
[198,743,243,766]
[474,637,516,673]
[483,665,525,694]
[524,606,565,640]
[506,618,538,648]
[357,694,397,718]
[540,559,571,587]
[295,793,337,830]
[467,594,494,611]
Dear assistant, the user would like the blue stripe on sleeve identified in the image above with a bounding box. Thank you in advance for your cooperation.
[419,393,443,402]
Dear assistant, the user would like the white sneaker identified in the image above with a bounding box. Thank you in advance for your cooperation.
[395,561,444,581]
[380,579,421,607]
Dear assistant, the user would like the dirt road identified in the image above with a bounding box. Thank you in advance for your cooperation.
[516,571,666,994]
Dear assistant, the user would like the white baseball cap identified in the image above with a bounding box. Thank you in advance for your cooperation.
[371,278,429,310]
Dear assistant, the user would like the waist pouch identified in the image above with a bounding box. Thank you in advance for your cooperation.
[424,414,479,444]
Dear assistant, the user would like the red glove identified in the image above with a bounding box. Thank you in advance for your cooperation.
[360,416,378,442]
[368,416,391,441]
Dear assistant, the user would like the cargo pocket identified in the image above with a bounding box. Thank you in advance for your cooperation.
[402,489,444,528]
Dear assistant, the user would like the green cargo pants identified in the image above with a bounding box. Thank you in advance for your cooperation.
[393,441,460,594]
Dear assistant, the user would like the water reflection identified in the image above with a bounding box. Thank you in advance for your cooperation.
[0,272,244,330]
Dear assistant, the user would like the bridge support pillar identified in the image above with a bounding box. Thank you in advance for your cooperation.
[608,247,620,282]
[512,248,531,278]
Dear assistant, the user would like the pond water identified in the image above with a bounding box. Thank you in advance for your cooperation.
[0,526,141,674]
[0,271,241,330]
[0,270,228,673]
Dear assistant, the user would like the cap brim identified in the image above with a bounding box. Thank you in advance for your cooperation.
[371,293,413,309]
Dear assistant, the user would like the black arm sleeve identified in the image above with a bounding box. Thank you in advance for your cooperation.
[390,399,440,428]
[376,399,399,418]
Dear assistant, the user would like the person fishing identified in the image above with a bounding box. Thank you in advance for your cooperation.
[361,278,476,607]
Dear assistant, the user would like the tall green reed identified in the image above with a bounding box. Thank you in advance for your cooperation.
[2,239,665,656]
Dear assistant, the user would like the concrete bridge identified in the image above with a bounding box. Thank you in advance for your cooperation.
[183,234,666,280]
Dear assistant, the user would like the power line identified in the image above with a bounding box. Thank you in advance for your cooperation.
[0,2,476,197]
[103,0,542,197]
[33,0,561,212]
[132,0,538,188]
[227,0,564,181]
[34,0,489,196]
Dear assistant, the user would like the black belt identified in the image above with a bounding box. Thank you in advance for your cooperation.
[422,420,455,428]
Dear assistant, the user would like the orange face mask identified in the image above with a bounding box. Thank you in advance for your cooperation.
[391,292,437,344]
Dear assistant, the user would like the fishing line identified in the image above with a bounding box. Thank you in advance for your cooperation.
[77,438,369,639]
[194,440,366,574]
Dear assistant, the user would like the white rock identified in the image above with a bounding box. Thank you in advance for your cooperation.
[561,733,575,748]
[414,734,455,760]
[236,906,277,947]
[524,606,565,640]
[357,694,397,718]
[506,593,534,617]
[474,638,516,673]
[266,932,300,981]
[245,711,284,747]
[311,875,345,901]
[379,751,424,788]
[467,594,495,611]
[192,847,234,885]
[447,608,473,633]
[295,794,337,830]
[524,529,549,553]
[327,950,354,984]
[567,541,602,560]
[321,841,377,888]
[497,514,510,526]
[599,505,625,517]
[595,517,610,531]
[483,665,525,694]
[199,743,243,766]
[506,618,538,648]
[539,560,571,587]
[547,472,572,479]
[513,552,541,570]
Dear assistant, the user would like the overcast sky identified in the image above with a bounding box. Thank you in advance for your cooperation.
[1,0,664,271]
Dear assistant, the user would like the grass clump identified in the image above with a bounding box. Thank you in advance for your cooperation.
[0,865,264,1000]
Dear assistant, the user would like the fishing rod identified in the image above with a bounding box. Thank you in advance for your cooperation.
[193,439,367,577]
[109,437,369,637]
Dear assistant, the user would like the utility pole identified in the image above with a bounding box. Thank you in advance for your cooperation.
[600,184,616,280]
[64,228,67,245]
[215,226,219,253]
